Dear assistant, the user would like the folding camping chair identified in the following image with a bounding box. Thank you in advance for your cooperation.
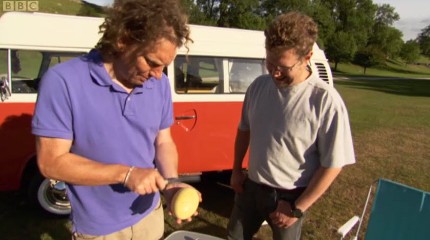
[337,178,430,240]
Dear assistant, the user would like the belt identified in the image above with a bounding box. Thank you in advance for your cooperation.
[248,179,306,198]
[248,178,306,194]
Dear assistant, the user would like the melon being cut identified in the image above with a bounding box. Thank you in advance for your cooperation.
[171,187,200,220]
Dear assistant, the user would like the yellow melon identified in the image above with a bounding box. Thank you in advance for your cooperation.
[171,187,199,220]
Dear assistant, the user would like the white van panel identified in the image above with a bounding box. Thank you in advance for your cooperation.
[178,24,266,58]
[0,12,102,52]
[0,12,333,104]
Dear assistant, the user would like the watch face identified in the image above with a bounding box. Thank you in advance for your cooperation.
[292,209,303,218]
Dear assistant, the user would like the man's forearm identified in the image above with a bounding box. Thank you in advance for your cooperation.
[155,141,178,178]
[233,129,250,171]
[294,167,342,212]
[37,137,129,186]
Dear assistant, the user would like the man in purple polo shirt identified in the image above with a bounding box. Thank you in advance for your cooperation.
[31,1,198,239]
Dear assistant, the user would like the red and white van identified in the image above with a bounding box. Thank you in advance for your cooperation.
[0,12,333,215]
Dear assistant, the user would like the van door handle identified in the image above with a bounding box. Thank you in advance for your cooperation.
[175,115,196,120]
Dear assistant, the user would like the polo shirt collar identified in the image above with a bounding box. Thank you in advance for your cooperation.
[86,49,154,92]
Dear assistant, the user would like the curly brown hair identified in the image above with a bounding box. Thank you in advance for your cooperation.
[264,11,318,58]
[95,0,191,60]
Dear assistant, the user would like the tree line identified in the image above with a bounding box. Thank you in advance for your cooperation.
[180,0,430,73]
[78,0,430,72]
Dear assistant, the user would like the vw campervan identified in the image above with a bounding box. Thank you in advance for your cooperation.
[0,12,333,215]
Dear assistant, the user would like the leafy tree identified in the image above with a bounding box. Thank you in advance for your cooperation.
[368,4,402,59]
[354,51,374,74]
[321,0,376,61]
[183,0,265,30]
[307,1,334,49]
[321,0,376,51]
[374,3,399,26]
[400,40,421,64]
[257,0,334,47]
[353,46,384,74]
[417,24,430,57]
[181,0,412,69]
[182,0,219,26]
[196,0,219,20]
[261,0,312,17]
[77,1,106,17]
[383,27,404,59]
[217,0,265,29]
[181,0,216,25]
[326,31,357,71]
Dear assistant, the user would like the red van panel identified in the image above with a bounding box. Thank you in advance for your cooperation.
[172,101,246,173]
[0,103,35,190]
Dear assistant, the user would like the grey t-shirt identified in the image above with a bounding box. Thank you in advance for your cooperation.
[239,73,355,189]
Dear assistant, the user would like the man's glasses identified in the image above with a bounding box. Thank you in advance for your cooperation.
[265,58,301,74]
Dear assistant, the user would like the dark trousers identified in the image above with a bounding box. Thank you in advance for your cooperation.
[227,178,306,240]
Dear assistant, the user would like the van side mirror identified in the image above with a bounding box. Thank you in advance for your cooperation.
[0,76,11,101]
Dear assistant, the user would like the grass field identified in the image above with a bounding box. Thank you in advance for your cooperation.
[331,59,430,78]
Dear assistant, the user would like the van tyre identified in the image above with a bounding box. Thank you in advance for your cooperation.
[28,172,71,216]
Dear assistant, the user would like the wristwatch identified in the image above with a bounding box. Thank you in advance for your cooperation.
[290,201,304,218]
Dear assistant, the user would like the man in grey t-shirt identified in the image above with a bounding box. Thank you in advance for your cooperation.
[227,11,355,240]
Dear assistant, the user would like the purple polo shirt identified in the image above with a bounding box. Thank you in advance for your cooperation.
[32,50,174,235]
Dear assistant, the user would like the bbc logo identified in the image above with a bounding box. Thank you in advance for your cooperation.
[3,1,39,12]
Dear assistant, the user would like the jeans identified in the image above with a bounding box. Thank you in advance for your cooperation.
[227,178,306,240]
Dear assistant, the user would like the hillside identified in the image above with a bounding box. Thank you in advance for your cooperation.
[0,0,105,17]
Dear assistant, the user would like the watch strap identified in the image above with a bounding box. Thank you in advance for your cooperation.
[290,201,304,218]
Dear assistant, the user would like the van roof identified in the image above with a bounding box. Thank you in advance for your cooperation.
[0,12,103,52]
[0,12,327,61]
[0,12,266,58]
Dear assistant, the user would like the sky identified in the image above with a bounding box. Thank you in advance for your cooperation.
[83,0,429,41]
[372,0,429,41]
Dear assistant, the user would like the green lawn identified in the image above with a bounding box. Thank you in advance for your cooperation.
[332,60,430,78]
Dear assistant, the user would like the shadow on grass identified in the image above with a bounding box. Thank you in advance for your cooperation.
[197,172,235,218]
[163,173,235,238]
[335,79,430,97]
[165,214,229,239]
[0,191,71,240]
[0,173,237,239]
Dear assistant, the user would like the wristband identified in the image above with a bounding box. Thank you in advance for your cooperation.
[163,177,181,190]
[166,177,180,183]
[123,166,135,186]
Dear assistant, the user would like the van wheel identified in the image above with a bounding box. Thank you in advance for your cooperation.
[28,172,71,216]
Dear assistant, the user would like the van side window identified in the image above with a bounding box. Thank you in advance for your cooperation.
[0,49,8,74]
[39,52,84,80]
[174,56,222,94]
[228,58,266,93]
[0,50,84,94]
[6,50,42,93]
[174,56,266,94]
